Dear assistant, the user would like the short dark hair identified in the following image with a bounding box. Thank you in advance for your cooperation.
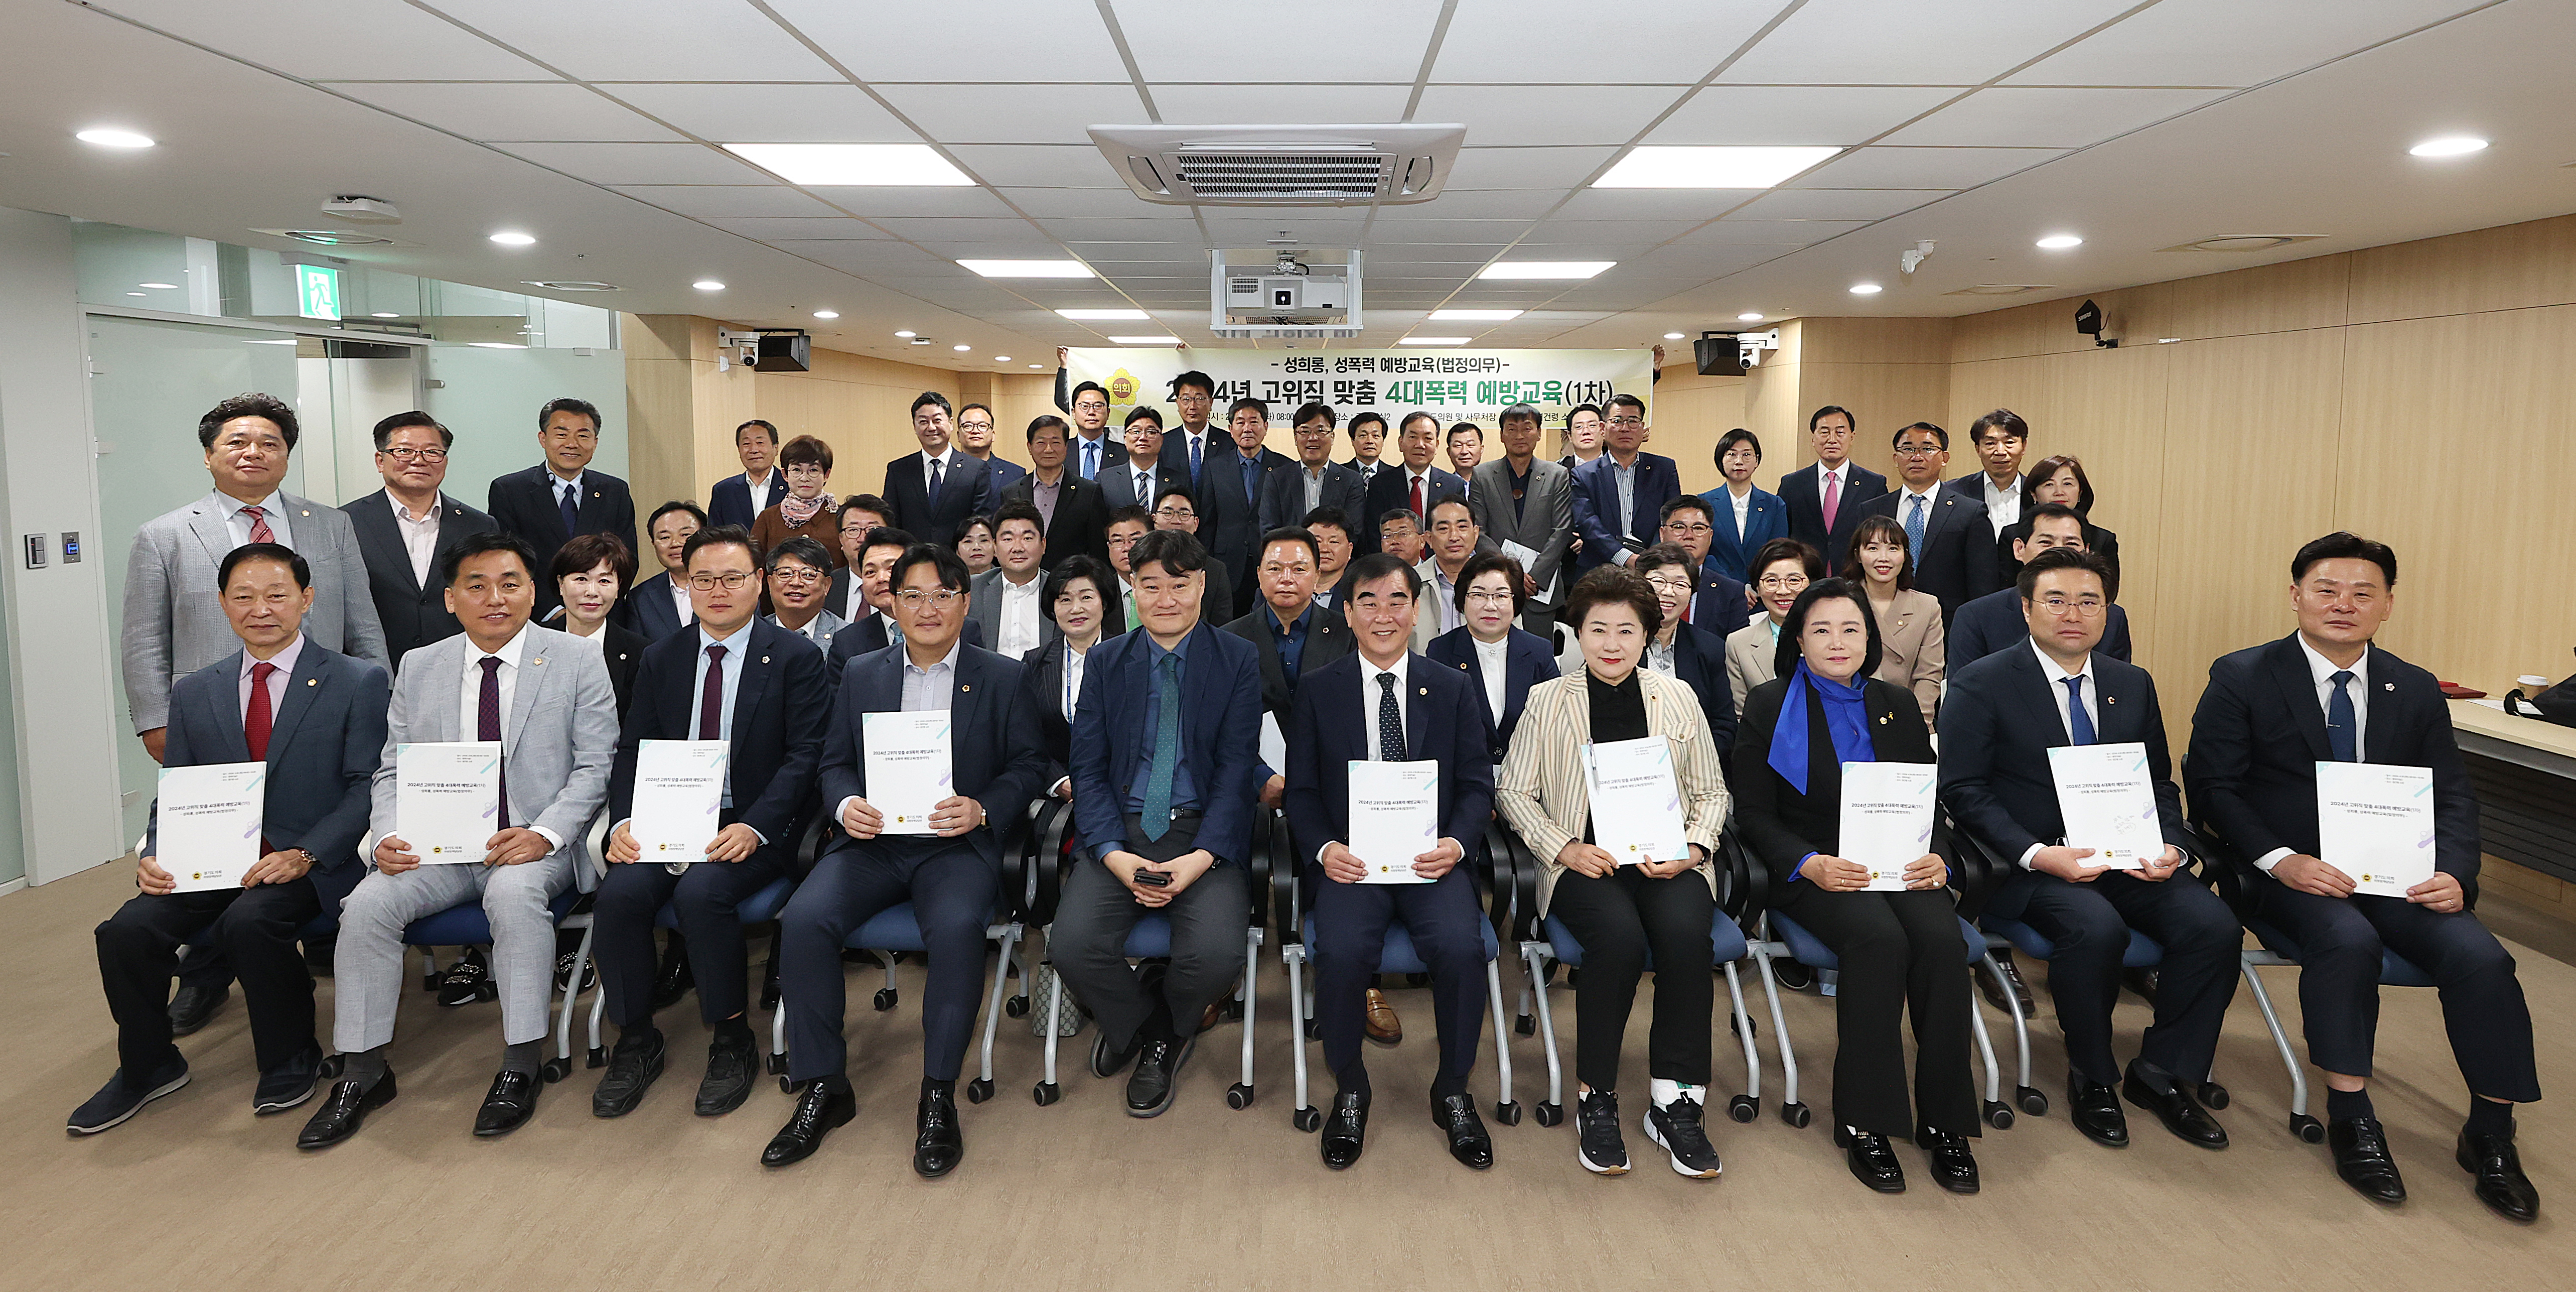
[1105,504,1152,531]
[1347,411,1388,438]
[217,541,308,591]
[2022,454,2095,515]
[735,419,778,446]
[840,493,891,521]
[371,410,450,449]
[764,536,832,574]
[1773,577,1886,682]
[1168,370,1215,399]
[538,397,602,432]
[1894,420,1948,451]
[1301,506,1352,540]
[1499,403,1542,430]
[1043,556,1121,632]
[681,524,758,571]
[2017,545,2112,602]
[1227,397,1269,424]
[1427,495,1476,525]
[860,527,917,562]
[910,391,953,418]
[1377,507,1420,534]
[1970,409,2029,444]
[2024,500,2086,533]
[1345,552,1420,600]
[1448,421,1484,442]
[1257,525,1319,567]
[2291,532,2398,587]
[1152,483,1198,515]
[778,434,832,472]
[444,529,540,586]
[1715,428,1762,464]
[957,402,994,424]
[1607,393,1647,419]
[1751,537,1826,583]
[1129,529,1208,580]
[1565,402,1603,428]
[199,393,299,450]
[1846,514,1914,592]
[952,514,993,547]
[1069,381,1110,407]
[1292,401,1336,429]
[1564,566,1662,638]
[648,499,707,535]
[890,543,971,596]
[1632,542,1696,578]
[1123,405,1164,430]
[1808,404,1854,432]
[1398,410,1441,434]
[550,531,635,587]
[992,499,1046,535]
[1455,551,1528,619]
[1659,494,1715,526]
[1026,414,1070,444]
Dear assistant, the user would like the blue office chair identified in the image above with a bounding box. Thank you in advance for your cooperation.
[400,885,593,1082]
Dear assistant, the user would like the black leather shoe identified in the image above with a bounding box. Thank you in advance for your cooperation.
[472,1069,541,1137]
[1974,954,2036,1017]
[2121,967,2161,1003]
[1920,1127,1981,1194]
[1838,1126,1907,1193]
[168,981,229,1037]
[1091,1026,1146,1079]
[695,1032,759,1117]
[761,1081,856,1168]
[651,940,694,1012]
[2457,1130,2539,1222]
[1124,1033,1195,1118]
[913,1084,964,1178]
[437,947,494,1007]
[2122,1068,2227,1150]
[2068,1076,2129,1148]
[297,1070,396,1149]
[591,1032,666,1118]
[1434,1093,1492,1170]
[1320,1091,1369,1169]
[67,1055,190,1134]
[2328,1116,2406,1203]
[252,1045,325,1115]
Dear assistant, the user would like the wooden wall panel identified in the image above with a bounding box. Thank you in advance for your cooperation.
[1645,368,1747,495]
[2347,213,2576,326]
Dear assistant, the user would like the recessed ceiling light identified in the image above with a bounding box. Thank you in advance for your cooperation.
[125,291,146,297]
[1107,335,1180,345]
[1737,312,1764,321]
[692,279,726,291]
[911,337,933,345]
[722,143,972,186]
[2035,234,2083,249]
[1478,262,1614,280]
[1400,336,1471,345]
[813,310,839,319]
[993,355,1011,362]
[1662,332,1684,340]
[488,231,536,246]
[372,311,401,318]
[893,330,916,339]
[76,127,155,149]
[1429,309,1523,322]
[138,282,179,290]
[1593,145,1840,189]
[953,343,972,351]
[958,260,1094,279]
[469,341,528,349]
[2408,135,2488,158]
[1056,308,1150,320]
[1849,283,1883,295]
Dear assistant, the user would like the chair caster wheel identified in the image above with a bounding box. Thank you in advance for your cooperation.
[1302,1019,1319,1040]
[1984,1100,2015,1130]
[873,988,898,1011]
[1005,995,1030,1018]
[2198,1080,2230,1110]
[765,1053,787,1076]
[540,1057,571,1083]
[966,1078,993,1104]
[2292,1113,2324,1143]
[320,1053,345,1079]
[1224,998,1245,1021]
[1033,1082,1061,1107]
[1293,1106,1322,1132]
[1780,1101,1811,1129]
[586,1046,606,1070]
[779,1075,795,1093]
[1533,1101,1563,1127]
[1227,1082,1254,1110]
[1494,1100,1521,1126]
[1727,1095,1758,1124]
[2017,1086,2049,1116]
[1514,1013,1535,1037]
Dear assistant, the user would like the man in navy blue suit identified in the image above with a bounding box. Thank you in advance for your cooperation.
[1053,530,1264,1119]
[1203,397,1295,620]
[827,527,984,675]
[1777,405,1889,577]
[1856,420,1995,618]
[1569,393,1680,575]
[1948,504,2131,669]
[706,419,787,531]
[956,402,1028,492]
[880,392,995,546]
[1286,551,1498,1171]
[762,543,1043,1177]
[485,397,638,618]
[2183,533,2539,1219]
[590,526,829,1121]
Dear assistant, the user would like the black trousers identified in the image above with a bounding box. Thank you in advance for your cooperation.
[1313,864,1486,1099]
[1052,814,1253,1052]
[779,836,997,1083]
[1774,883,1978,1137]
[96,880,322,1076]
[1997,869,2240,1087]
[2255,879,2541,1102]
[592,829,791,1032]
[1548,867,1715,1092]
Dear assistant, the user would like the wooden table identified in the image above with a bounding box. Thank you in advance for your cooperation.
[2449,699,2576,883]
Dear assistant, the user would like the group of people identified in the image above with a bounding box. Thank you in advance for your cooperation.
[74,384,2539,1222]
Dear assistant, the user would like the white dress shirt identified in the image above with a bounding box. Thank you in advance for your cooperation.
[549,469,587,516]
[458,624,561,848]
[1359,652,1412,761]
[1050,642,1091,799]
[2019,637,2099,870]
[691,625,750,807]
[1726,485,1753,541]
[1471,634,1508,727]
[666,574,695,631]
[995,570,1045,660]
[1982,472,2023,536]
[919,448,958,496]
[214,488,294,551]
[237,633,305,729]
[742,467,778,502]
[1126,458,1161,505]
[388,492,441,586]
[2254,638,2377,873]
[837,639,962,825]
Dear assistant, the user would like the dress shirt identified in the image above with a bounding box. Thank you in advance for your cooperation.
[2253,639,2378,873]
[1180,429,1215,483]
[742,468,778,502]
[1300,464,1329,515]
[237,633,306,730]
[1897,483,1940,553]
[1402,466,1435,516]
[665,575,695,631]
[995,570,1046,660]
[1725,484,1752,541]
[2018,637,2100,870]
[1609,455,1640,563]
[834,639,962,826]
[919,448,957,495]
[1233,448,1265,502]
[1074,432,1110,480]
[1030,473,1063,529]
[1427,563,1465,636]
[1126,459,1160,504]
[458,624,561,849]
[693,625,750,808]
[1359,652,1412,761]
[765,610,842,652]
[1646,635,1676,678]
[548,469,587,514]
[388,492,441,586]
[1266,603,1314,688]
[1049,641,1093,799]
[1472,633,1508,726]
[1123,631,1201,816]
[1981,472,2022,536]
[214,489,294,552]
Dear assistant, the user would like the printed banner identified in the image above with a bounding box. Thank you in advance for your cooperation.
[1063,347,1654,433]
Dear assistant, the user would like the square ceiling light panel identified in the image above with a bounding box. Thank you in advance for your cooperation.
[1595,146,1843,188]
[959,260,1098,278]
[1478,262,1618,280]
[725,144,975,186]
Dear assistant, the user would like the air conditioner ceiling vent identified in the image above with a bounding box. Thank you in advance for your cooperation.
[1091,123,1464,206]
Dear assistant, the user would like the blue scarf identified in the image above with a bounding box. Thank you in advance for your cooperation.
[1767,660,1874,794]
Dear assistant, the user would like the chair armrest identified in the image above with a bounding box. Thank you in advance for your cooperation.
[2185,818,2253,919]
[1489,817,1542,943]
[1722,828,1772,935]
[1946,814,2009,921]
[1270,812,1305,947]
[1479,816,1519,943]
[794,811,829,875]
[1027,798,1075,926]
[1247,807,1284,933]
[998,800,1042,924]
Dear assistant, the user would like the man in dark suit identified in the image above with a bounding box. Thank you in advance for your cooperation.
[706,419,787,531]
[1943,409,2032,541]
[1360,412,1467,556]
[1569,393,1681,575]
[1201,397,1293,620]
[879,392,994,546]
[826,528,984,677]
[1262,402,1367,534]
[1284,551,1497,1171]
[1655,496,1752,641]
[1938,546,2240,1153]
[1948,504,2130,669]
[627,501,706,644]
[1052,367,1127,483]
[70,544,389,1134]
[762,543,1044,1176]
[1857,421,1995,618]
[1097,407,1187,513]
[1000,415,1109,572]
[341,411,499,666]
[1150,486,1236,625]
[1224,526,1353,810]
[1054,530,1264,1118]
[1342,411,1390,493]
[955,402,1027,492]
[824,496,891,626]
[591,527,829,1121]
[485,396,638,618]
[968,501,1058,662]
[1777,405,1889,577]
[2182,533,2539,1219]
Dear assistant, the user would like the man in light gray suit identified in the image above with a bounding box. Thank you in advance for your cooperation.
[967,501,1059,662]
[1469,404,1573,640]
[1260,402,1367,533]
[299,531,618,1149]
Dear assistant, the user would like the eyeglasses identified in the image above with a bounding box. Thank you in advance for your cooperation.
[1661,522,1712,536]
[1893,445,1943,458]
[2033,595,2107,617]
[1642,576,1694,595]
[1175,393,1212,404]
[1607,416,1645,428]
[687,572,757,591]
[959,420,996,431]
[1757,574,1809,591]
[380,447,448,463]
[1154,505,1196,520]
[896,589,965,610]
[768,567,823,585]
[1464,589,1515,605]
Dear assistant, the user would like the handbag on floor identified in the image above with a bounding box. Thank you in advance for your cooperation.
[1029,963,1085,1038]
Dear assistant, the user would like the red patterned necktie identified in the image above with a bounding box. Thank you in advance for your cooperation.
[247,660,276,851]
[242,504,275,545]
[1409,473,1424,519]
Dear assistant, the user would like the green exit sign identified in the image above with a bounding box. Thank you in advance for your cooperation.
[295,264,340,320]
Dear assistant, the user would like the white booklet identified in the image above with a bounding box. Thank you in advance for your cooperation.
[396,741,502,863]
[1497,539,1557,605]
[634,739,728,864]
[1349,760,1439,884]
[2317,761,2437,899]
[156,761,266,892]
[865,711,951,835]
[1260,712,1287,774]
[1585,736,1689,865]
[2047,742,2163,869]
[1838,762,1937,891]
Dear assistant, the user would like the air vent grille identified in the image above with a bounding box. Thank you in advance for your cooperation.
[1091,123,1463,206]
[520,280,624,292]
[1173,152,1388,199]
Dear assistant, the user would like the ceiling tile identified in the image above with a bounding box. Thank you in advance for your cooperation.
[1719,0,2142,85]
[766,0,1130,81]
[1645,86,1963,146]
[1878,87,2232,147]
[1144,84,1414,123]
[598,83,916,143]
[112,0,552,79]
[423,1,844,80]
[1726,189,1943,221]
[1551,190,1764,220]
[775,241,952,274]
[1444,147,1621,189]
[867,215,1047,242]
[1033,216,1192,241]
[1411,85,1687,146]
[705,216,891,239]
[332,82,680,142]
[1362,218,1538,243]
[1113,0,1443,82]
[875,84,1149,145]
[1431,0,1775,83]
[1526,216,1710,244]
[1400,190,1564,219]
[2007,0,2482,88]
[611,185,837,217]
[1682,219,1870,244]
[1786,146,2062,189]
[496,142,767,184]
[803,187,1017,217]
[998,188,1163,218]
[946,145,1128,188]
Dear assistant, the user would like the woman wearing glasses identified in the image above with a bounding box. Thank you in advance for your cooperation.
[1846,515,1945,729]
[1725,537,1825,715]
[549,531,645,718]
[1625,543,1738,757]
[1425,552,1558,764]
[751,435,845,566]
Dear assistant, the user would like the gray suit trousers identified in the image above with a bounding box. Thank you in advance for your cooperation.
[333,855,574,1051]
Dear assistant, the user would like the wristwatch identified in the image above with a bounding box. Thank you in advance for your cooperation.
[290,847,317,871]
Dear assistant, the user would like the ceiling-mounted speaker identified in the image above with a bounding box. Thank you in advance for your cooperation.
[1693,331,1744,377]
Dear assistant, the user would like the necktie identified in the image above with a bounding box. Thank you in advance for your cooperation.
[1408,473,1424,520]
[1377,672,1405,761]
[928,455,945,503]
[1820,469,1842,533]
[1905,493,1928,560]
[2063,675,2095,746]
[557,481,580,539]
[1140,653,1182,842]
[1241,454,1259,503]
[245,661,277,760]
[2327,669,2358,762]
[241,504,274,545]
[1082,439,1099,480]
[1188,433,1203,486]
[479,656,509,827]
[1136,465,1151,502]
[698,644,728,741]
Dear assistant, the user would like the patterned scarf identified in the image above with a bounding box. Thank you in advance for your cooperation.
[780,491,833,530]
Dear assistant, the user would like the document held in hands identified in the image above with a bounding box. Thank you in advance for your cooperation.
[156,761,265,892]
[2047,742,2162,869]
[634,740,728,864]
[1585,736,1689,865]
[1838,762,1937,891]
[865,712,951,835]
[2317,761,2437,899]
[1349,760,1440,884]
[397,741,502,863]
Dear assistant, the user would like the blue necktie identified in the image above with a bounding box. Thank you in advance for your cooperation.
[1140,653,1182,841]
[2326,669,2357,762]
[1188,433,1203,487]
[557,480,580,538]
[1905,493,1928,561]
[1241,453,1259,503]
[2063,675,2095,745]
[1082,439,1099,481]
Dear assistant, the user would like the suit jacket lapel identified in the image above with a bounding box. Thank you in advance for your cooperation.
[508,641,548,748]
[265,645,327,766]
[186,503,233,568]
[2266,636,2334,761]
[731,628,776,739]
[420,639,467,742]
[1402,660,1433,759]
[2362,647,2403,762]
[205,653,254,763]
[2007,648,2070,749]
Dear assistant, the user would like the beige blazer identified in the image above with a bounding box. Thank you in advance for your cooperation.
[1870,588,1946,728]
[1495,668,1731,914]
[1725,617,1782,716]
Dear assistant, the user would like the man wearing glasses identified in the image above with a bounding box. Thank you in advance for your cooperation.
[760,537,847,656]
[1568,393,1679,575]
[955,402,1028,492]
[1052,350,1130,484]
[486,396,637,619]
[1947,504,2131,670]
[1653,496,1751,641]
[1150,486,1236,623]
[1856,421,1995,620]
[343,411,498,667]
[1169,371,1222,494]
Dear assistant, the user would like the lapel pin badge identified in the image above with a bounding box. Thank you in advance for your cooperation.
[533,657,545,666]
[961,684,973,692]
[2384,682,2395,691]
[761,655,770,664]
[308,678,319,686]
